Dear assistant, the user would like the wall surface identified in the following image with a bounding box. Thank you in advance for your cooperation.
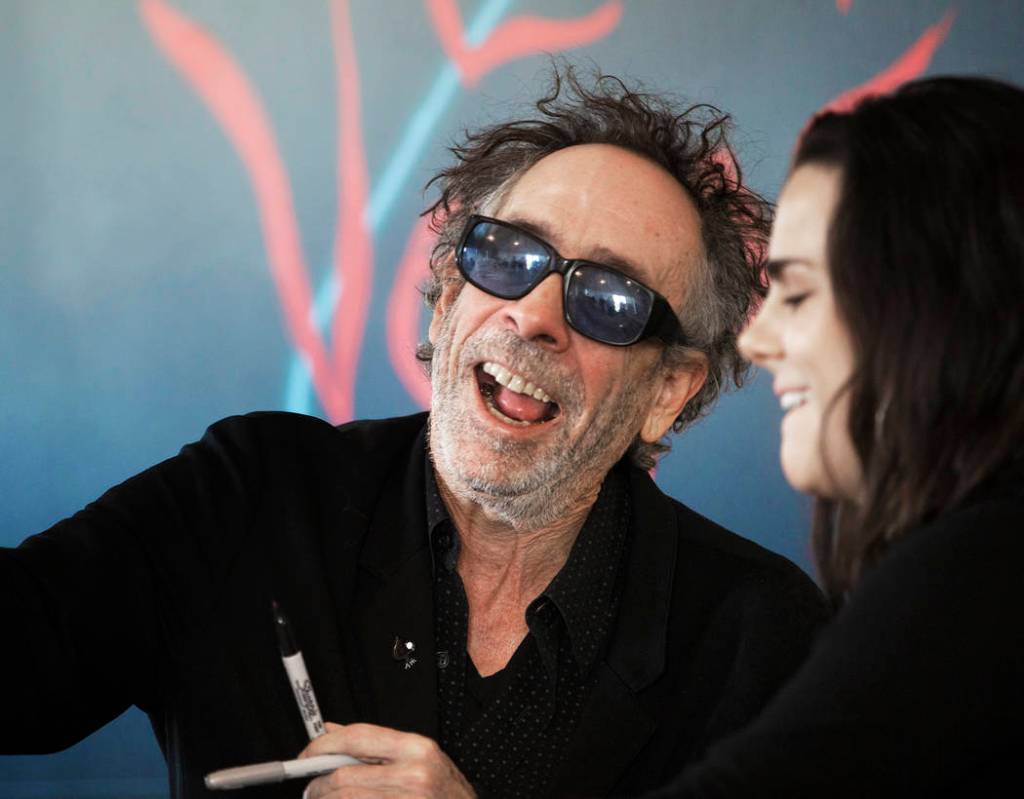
[2,1,1022,796]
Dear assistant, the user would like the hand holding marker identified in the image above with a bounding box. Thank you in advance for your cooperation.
[204,601,358,790]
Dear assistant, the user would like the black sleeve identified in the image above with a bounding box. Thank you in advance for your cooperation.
[690,558,831,755]
[638,497,1023,798]
[0,415,268,753]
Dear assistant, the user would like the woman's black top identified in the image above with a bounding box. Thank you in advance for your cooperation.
[641,461,1024,798]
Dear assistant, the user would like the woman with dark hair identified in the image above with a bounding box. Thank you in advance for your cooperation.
[638,76,1024,797]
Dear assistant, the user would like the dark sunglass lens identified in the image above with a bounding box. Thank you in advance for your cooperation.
[565,265,653,344]
[460,221,550,299]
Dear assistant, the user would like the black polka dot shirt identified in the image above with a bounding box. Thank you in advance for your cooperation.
[425,460,630,798]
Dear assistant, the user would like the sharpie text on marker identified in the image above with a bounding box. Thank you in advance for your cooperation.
[272,600,326,739]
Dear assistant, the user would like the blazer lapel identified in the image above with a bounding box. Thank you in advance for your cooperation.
[316,502,374,725]
[549,663,655,797]
[354,546,438,738]
[551,466,680,795]
[351,429,439,739]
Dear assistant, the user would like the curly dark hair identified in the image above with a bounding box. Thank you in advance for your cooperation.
[418,65,771,468]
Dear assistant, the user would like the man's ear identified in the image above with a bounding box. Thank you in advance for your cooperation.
[640,354,708,443]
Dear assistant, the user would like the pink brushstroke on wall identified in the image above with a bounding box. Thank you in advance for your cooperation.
[387,216,437,410]
[139,0,350,420]
[141,0,373,423]
[819,8,955,117]
[328,0,373,422]
[427,0,624,87]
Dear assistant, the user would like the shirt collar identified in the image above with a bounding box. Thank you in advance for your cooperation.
[535,464,630,676]
[425,447,630,679]
[424,450,459,574]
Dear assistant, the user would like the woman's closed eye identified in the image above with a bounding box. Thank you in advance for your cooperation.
[783,291,811,309]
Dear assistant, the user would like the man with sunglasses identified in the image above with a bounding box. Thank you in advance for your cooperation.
[2,70,827,798]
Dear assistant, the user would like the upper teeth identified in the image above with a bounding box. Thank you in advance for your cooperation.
[780,391,807,411]
[482,362,552,403]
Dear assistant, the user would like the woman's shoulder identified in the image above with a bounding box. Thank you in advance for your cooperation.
[838,465,1024,662]
[885,458,1024,575]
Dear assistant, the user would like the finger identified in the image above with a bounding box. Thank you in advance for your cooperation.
[304,766,407,799]
[304,751,474,798]
[298,721,356,758]
[300,722,344,750]
[306,783,382,799]
[324,762,433,792]
[310,723,441,763]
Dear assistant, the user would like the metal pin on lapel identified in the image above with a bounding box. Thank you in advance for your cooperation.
[392,636,417,670]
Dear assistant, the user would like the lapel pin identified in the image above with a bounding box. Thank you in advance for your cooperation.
[392,636,417,670]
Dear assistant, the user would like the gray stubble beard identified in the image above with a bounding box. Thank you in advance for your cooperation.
[428,312,660,531]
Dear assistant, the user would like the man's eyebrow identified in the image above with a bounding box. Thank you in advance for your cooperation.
[503,215,553,243]
[585,244,647,282]
[506,216,647,281]
[765,258,812,280]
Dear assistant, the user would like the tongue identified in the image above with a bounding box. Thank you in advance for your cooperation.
[493,384,550,423]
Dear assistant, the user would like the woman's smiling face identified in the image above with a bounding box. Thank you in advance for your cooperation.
[739,164,862,501]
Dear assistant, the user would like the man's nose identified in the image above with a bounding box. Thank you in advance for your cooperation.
[501,274,570,351]
[737,303,782,366]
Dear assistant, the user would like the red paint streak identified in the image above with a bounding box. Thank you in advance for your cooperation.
[329,0,373,422]
[836,0,853,15]
[820,8,955,117]
[139,0,348,420]
[387,216,437,409]
[426,0,623,87]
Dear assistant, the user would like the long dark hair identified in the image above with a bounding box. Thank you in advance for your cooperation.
[795,76,1024,600]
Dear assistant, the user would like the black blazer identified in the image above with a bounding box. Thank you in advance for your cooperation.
[1,412,828,797]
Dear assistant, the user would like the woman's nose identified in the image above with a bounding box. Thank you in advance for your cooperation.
[738,302,782,366]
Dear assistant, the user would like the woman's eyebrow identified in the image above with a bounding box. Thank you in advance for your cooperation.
[765,258,812,281]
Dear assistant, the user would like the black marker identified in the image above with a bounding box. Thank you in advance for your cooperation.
[272,600,325,740]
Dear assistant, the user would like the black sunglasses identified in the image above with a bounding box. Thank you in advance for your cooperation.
[455,215,687,347]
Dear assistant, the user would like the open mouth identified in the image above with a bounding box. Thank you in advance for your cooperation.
[475,362,561,427]
[780,390,808,412]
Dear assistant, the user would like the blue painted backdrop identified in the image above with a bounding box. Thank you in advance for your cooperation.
[2,1,1022,796]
